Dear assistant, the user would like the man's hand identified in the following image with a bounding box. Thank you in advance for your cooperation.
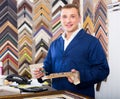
[33,68,45,79]
[67,69,80,84]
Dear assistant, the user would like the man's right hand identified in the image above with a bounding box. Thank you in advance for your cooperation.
[33,68,45,79]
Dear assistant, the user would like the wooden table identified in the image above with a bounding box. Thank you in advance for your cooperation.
[0,86,92,99]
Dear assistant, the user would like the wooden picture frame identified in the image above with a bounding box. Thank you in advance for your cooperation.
[23,90,91,99]
[0,89,92,99]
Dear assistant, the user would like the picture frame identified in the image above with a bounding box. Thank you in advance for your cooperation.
[0,87,92,99]
[23,90,91,99]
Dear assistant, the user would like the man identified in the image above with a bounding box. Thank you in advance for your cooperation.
[34,4,109,98]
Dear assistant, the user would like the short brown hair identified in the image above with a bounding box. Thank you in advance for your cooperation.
[61,4,80,16]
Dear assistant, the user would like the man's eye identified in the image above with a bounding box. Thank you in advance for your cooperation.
[62,16,67,18]
[71,16,75,18]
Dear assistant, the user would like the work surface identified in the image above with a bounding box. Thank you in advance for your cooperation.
[0,85,91,99]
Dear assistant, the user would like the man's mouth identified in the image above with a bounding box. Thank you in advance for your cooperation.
[66,24,73,28]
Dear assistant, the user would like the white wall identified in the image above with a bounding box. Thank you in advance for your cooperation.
[95,6,120,99]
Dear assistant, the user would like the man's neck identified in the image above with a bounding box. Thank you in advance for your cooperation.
[65,32,73,40]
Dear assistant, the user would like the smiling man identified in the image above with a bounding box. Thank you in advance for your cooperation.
[34,4,109,98]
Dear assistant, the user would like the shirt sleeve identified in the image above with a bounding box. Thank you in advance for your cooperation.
[78,39,109,87]
[43,43,53,75]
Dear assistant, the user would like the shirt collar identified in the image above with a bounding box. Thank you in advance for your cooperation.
[62,28,81,40]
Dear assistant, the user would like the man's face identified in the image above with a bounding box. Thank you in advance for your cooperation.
[60,8,80,33]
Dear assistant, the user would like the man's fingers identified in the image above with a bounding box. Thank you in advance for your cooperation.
[68,76,74,83]
[34,72,44,79]
[71,69,76,72]
[33,68,45,79]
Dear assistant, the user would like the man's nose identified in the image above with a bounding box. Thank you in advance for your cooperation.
[66,17,71,22]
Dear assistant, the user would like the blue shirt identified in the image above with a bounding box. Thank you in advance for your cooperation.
[43,29,109,98]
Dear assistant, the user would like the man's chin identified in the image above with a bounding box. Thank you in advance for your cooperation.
[66,29,76,33]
